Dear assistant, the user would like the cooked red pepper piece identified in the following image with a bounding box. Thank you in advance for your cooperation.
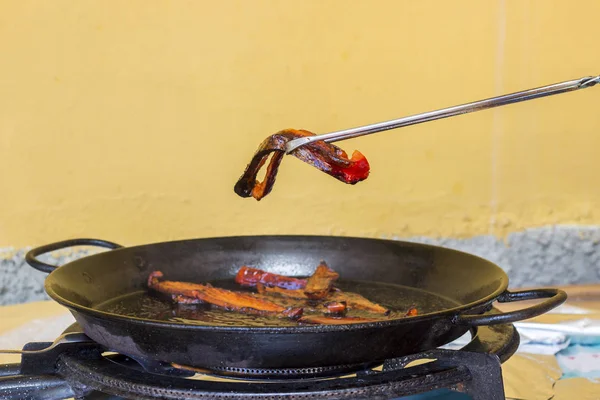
[235,266,307,290]
[234,129,370,200]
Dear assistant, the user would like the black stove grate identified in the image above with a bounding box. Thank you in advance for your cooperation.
[56,347,508,400]
[0,314,519,400]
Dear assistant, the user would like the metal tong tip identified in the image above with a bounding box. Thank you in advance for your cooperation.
[579,75,600,88]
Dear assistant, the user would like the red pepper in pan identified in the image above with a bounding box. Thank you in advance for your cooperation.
[235,266,307,290]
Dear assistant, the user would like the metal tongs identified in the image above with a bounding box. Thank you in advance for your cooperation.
[285,75,599,153]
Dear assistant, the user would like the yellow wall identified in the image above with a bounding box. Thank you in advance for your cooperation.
[1,0,599,247]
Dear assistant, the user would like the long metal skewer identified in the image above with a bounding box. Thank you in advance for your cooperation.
[285,75,599,154]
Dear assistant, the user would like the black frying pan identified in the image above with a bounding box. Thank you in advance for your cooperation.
[26,235,565,371]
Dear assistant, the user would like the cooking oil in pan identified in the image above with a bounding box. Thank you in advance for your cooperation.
[96,280,460,327]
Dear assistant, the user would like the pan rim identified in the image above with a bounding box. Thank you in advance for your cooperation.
[43,234,509,333]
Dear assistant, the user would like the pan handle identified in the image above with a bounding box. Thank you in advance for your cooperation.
[25,238,123,273]
[453,288,567,326]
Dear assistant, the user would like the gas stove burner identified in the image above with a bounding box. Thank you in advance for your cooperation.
[56,349,504,399]
[0,308,519,400]
[93,350,375,382]
[169,361,379,381]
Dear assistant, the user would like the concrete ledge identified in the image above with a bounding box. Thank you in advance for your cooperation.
[0,247,108,306]
[2,225,599,305]
[403,225,600,288]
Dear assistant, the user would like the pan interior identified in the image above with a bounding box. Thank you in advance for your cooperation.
[44,235,508,328]
[94,278,461,327]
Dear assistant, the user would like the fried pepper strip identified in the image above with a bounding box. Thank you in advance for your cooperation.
[235,266,307,290]
[148,271,302,319]
[234,129,370,200]
[303,262,339,299]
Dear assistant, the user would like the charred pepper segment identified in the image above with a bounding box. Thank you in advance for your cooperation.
[147,271,303,319]
[303,262,340,299]
[234,129,370,200]
[235,266,307,290]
